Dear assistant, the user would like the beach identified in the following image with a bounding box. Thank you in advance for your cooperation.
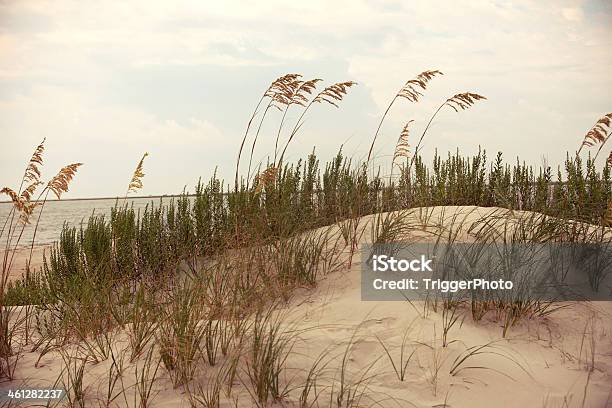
[3,206,611,407]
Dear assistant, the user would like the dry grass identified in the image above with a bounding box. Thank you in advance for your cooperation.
[0,138,45,227]
[392,120,413,173]
[235,73,301,191]
[0,139,82,380]
[312,81,356,108]
[277,80,356,166]
[237,74,356,190]
[443,92,487,112]
[46,163,83,200]
[273,78,321,162]
[409,92,486,171]
[127,152,149,196]
[367,69,443,162]
[577,113,612,156]
[253,165,279,194]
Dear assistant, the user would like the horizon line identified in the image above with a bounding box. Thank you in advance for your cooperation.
[0,193,194,205]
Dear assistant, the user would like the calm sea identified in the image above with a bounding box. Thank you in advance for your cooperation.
[0,197,175,247]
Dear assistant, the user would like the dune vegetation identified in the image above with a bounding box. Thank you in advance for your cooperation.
[1,71,611,407]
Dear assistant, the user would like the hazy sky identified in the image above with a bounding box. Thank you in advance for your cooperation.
[1,1,610,198]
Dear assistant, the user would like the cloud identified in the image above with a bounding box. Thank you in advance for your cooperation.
[0,85,229,197]
[0,85,225,145]
[0,0,610,197]
[562,7,584,22]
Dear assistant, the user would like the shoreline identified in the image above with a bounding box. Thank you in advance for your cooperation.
[1,244,50,283]
[0,194,191,205]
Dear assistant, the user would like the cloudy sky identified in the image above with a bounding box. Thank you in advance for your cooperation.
[0,0,610,198]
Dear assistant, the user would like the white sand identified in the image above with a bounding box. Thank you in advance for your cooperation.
[4,206,612,407]
[1,245,49,283]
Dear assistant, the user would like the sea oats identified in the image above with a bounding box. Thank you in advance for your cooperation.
[253,165,278,194]
[236,73,302,191]
[578,113,612,160]
[443,92,487,112]
[409,91,486,171]
[397,70,443,103]
[47,163,83,200]
[392,120,414,171]
[128,153,149,195]
[23,138,45,184]
[277,80,356,166]
[367,70,443,162]
[312,81,357,108]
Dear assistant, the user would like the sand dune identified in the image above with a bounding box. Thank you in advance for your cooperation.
[4,206,612,407]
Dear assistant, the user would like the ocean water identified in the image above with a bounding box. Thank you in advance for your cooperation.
[0,197,174,247]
